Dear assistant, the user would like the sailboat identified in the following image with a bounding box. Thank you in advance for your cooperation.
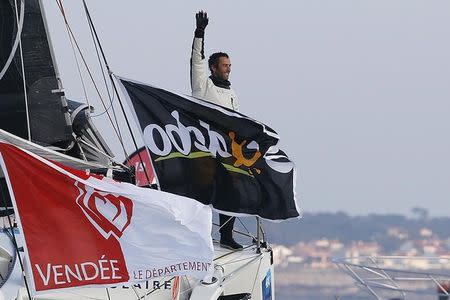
[0,0,283,299]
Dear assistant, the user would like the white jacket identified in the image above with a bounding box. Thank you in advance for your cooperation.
[190,37,239,111]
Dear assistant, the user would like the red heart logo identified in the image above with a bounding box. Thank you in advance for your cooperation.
[75,181,133,239]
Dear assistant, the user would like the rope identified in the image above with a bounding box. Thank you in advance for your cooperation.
[76,138,129,170]
[81,0,154,186]
[213,244,254,261]
[13,0,31,141]
[237,217,257,241]
[85,11,122,138]
[249,257,263,296]
[58,1,90,107]
[91,92,114,117]
[82,6,130,163]
[219,256,261,266]
[55,0,128,159]
[213,217,258,245]
[131,286,140,298]
[212,216,235,237]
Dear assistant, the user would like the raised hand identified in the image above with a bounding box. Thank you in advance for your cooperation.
[196,11,209,31]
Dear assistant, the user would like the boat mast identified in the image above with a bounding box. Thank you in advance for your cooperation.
[38,0,71,127]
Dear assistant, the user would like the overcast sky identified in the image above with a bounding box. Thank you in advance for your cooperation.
[42,1,450,216]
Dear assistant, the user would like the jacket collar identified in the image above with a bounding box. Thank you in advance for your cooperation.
[209,75,231,90]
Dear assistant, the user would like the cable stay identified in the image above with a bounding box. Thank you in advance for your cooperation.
[55,0,130,163]
[81,0,155,187]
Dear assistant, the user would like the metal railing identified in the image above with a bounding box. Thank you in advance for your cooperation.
[334,256,450,299]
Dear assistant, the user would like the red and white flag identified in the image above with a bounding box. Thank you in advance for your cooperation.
[0,142,214,294]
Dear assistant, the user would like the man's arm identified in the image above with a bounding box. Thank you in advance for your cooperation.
[190,11,208,94]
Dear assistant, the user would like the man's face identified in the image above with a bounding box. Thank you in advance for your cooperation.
[212,57,231,80]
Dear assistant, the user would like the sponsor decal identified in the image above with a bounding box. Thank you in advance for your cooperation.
[132,261,211,280]
[34,255,122,286]
[125,148,155,187]
[75,181,133,240]
[144,110,267,177]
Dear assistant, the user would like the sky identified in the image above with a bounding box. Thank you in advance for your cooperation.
[41,1,450,216]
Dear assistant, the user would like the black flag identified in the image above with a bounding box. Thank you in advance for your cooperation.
[119,78,299,220]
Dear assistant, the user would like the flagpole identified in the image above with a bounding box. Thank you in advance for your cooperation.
[0,188,32,299]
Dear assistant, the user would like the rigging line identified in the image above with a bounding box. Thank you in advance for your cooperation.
[213,244,254,261]
[212,216,235,237]
[131,286,140,299]
[76,138,129,170]
[105,288,111,300]
[60,0,130,164]
[91,91,115,117]
[212,222,254,239]
[54,0,125,152]
[85,12,123,142]
[79,0,126,156]
[81,0,147,181]
[249,257,263,296]
[82,0,153,186]
[236,218,254,237]
[220,256,261,266]
[0,0,24,80]
[0,188,32,300]
[14,0,31,141]
[56,0,89,106]
[221,254,263,283]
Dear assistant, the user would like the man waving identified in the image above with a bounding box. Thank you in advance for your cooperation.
[190,11,242,250]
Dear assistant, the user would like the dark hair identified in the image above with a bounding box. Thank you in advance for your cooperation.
[208,52,229,73]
